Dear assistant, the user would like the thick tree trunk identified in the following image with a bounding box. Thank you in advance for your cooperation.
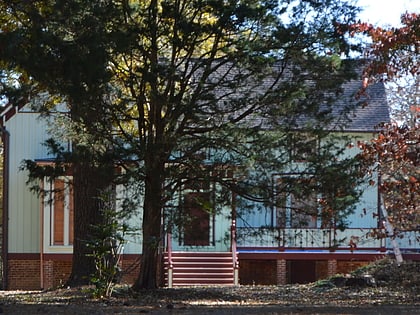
[133,158,164,290]
[66,159,114,286]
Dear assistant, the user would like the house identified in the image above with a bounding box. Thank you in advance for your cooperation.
[1,77,418,290]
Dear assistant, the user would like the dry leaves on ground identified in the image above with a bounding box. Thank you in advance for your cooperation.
[0,258,418,314]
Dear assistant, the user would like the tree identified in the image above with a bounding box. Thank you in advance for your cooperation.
[345,12,419,81]
[348,13,419,261]
[99,0,364,289]
[0,0,123,285]
[1,0,365,289]
[358,124,419,231]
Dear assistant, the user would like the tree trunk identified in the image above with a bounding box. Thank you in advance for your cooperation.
[66,159,114,286]
[133,158,164,290]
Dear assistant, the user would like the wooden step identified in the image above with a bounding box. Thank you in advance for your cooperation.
[164,251,236,287]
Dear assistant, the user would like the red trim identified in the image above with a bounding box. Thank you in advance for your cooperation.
[7,253,40,260]
[120,254,141,260]
[389,253,420,261]
[4,107,16,122]
[43,254,73,261]
[0,101,27,125]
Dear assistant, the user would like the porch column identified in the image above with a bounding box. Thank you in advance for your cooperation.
[276,259,287,285]
[327,259,337,277]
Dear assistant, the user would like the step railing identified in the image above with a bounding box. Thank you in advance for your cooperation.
[166,230,174,288]
[231,220,239,285]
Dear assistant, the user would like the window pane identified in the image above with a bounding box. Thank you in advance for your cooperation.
[53,179,65,245]
[183,192,211,246]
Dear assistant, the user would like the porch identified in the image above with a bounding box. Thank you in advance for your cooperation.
[236,227,419,253]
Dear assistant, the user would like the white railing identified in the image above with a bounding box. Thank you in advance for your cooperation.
[235,227,415,250]
[387,230,420,250]
[231,220,239,285]
[166,231,173,288]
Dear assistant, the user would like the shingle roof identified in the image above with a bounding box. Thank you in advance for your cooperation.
[332,79,390,132]
[1,61,390,132]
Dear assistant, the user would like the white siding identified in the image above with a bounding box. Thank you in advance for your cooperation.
[237,132,381,229]
[5,112,53,253]
[116,183,143,255]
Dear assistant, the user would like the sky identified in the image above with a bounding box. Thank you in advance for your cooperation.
[357,0,420,27]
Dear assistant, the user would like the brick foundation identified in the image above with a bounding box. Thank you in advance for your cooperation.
[42,260,73,289]
[120,255,141,284]
[327,259,337,277]
[6,254,377,290]
[8,259,41,290]
[276,259,287,285]
[238,260,277,285]
[7,254,141,290]
[337,260,369,275]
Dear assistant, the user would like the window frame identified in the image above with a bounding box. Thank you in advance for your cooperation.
[42,176,74,254]
[179,179,216,247]
[273,174,320,229]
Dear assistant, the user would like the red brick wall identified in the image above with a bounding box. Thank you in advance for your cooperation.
[337,260,369,274]
[120,255,141,284]
[315,260,328,280]
[51,260,72,288]
[7,255,371,290]
[327,259,337,277]
[8,259,41,290]
[276,259,287,285]
[7,254,141,290]
[239,260,277,285]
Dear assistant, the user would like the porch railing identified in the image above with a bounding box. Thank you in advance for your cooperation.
[235,227,420,251]
[231,220,239,285]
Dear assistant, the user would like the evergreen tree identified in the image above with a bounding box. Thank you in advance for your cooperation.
[1,0,366,289]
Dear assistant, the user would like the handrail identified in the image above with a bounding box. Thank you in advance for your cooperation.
[166,230,173,288]
[231,220,239,285]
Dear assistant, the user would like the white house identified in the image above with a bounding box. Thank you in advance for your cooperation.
[1,77,418,290]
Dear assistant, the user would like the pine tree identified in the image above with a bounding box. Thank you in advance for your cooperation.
[1,0,366,289]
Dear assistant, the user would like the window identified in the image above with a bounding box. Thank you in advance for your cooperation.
[275,176,318,228]
[182,192,211,246]
[179,169,225,246]
[43,176,74,251]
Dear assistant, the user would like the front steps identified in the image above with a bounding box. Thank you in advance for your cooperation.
[164,252,236,287]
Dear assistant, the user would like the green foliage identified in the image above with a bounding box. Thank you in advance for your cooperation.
[86,191,136,298]
[0,0,366,289]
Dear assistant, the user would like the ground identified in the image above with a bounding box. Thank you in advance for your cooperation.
[0,259,419,314]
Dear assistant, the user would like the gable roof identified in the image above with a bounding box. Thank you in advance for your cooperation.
[0,63,389,132]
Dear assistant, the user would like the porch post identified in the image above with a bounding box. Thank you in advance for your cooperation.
[166,231,173,288]
[327,259,337,277]
[231,220,239,285]
[276,259,287,285]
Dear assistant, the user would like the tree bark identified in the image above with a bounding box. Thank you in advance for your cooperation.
[66,159,114,286]
[133,157,164,290]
